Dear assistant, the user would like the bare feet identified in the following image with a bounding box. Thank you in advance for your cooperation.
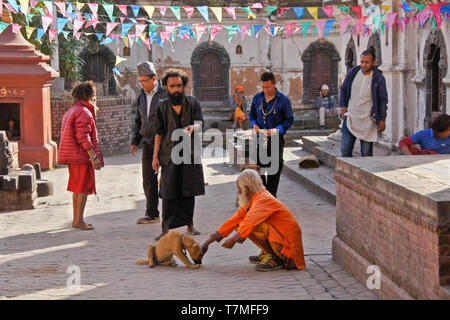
[72,222,94,230]
[186,226,201,235]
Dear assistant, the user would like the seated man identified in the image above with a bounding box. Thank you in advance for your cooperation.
[201,169,306,271]
[315,84,341,130]
[399,114,450,155]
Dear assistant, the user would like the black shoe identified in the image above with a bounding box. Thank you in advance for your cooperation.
[248,251,265,264]
[255,254,284,271]
[320,125,326,130]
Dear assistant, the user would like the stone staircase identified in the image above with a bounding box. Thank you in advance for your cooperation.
[282,131,399,205]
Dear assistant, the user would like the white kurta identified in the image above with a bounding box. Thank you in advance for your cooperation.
[346,70,378,142]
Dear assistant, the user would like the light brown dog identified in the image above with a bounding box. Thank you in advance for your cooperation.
[136,230,203,269]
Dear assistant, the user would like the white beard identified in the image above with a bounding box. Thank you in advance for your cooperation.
[237,193,250,208]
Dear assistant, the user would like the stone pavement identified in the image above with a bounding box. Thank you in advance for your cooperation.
[0,148,378,300]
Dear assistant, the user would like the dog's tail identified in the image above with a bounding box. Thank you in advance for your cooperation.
[136,259,149,265]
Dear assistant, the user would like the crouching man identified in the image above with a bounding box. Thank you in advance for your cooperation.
[201,169,306,271]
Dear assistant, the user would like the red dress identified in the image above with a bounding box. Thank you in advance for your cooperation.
[67,163,96,195]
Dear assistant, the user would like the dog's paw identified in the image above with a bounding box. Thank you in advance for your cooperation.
[189,264,201,269]
[148,263,156,268]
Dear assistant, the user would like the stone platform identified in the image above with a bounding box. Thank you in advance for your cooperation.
[332,155,450,300]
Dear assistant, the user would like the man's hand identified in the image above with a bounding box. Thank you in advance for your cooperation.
[130,145,138,157]
[252,124,260,134]
[91,158,101,170]
[266,128,278,137]
[377,120,386,132]
[184,125,194,136]
[152,157,160,173]
[341,107,348,119]
[222,238,236,249]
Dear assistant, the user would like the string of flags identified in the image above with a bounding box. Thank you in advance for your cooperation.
[1,0,449,63]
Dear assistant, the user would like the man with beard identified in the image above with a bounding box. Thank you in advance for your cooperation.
[131,62,167,225]
[201,169,305,271]
[152,69,205,241]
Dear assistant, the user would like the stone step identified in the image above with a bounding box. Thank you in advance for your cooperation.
[282,147,336,205]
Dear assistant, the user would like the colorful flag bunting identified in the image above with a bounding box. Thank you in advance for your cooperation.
[143,5,155,18]
[210,24,223,41]
[307,7,318,20]
[7,0,19,14]
[225,7,236,20]
[102,3,115,22]
[211,7,222,22]
[169,6,181,21]
[292,7,304,19]
[183,6,194,19]
[321,7,333,19]
[106,22,119,37]
[197,6,209,22]
[351,6,362,18]
[130,5,141,17]
[301,21,312,37]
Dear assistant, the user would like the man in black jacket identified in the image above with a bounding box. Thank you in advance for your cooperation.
[131,61,167,224]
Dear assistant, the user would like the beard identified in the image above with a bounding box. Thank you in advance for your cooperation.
[168,91,185,106]
[237,192,250,208]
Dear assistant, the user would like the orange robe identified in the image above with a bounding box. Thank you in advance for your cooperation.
[217,189,306,270]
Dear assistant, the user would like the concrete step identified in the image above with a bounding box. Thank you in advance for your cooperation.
[282,147,336,205]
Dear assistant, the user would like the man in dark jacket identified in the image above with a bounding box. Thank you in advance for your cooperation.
[152,69,205,240]
[339,50,388,157]
[131,61,167,224]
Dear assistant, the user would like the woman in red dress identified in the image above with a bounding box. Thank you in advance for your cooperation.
[58,81,104,230]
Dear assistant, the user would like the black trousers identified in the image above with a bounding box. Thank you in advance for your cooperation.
[256,135,285,198]
[142,143,159,218]
[162,197,195,231]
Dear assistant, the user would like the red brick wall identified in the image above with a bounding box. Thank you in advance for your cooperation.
[334,173,446,299]
[51,97,133,157]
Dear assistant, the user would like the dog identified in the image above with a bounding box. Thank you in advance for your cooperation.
[136,230,203,269]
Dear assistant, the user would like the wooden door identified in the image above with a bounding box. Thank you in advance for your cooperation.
[199,52,223,101]
[309,50,331,99]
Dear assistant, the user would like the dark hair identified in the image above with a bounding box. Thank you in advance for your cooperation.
[161,68,189,87]
[431,114,450,138]
[260,71,275,83]
[72,81,95,102]
[361,49,376,62]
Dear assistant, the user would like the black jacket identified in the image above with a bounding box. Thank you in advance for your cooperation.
[131,81,167,145]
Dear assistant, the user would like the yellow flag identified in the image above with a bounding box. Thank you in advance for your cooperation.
[307,7,318,20]
[123,36,129,48]
[19,0,29,14]
[210,7,222,23]
[115,56,127,66]
[76,2,85,11]
[143,5,155,18]
[25,26,35,39]
[381,5,391,14]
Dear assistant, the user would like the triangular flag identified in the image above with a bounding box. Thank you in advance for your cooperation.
[73,19,84,35]
[54,2,66,17]
[412,4,425,12]
[301,21,312,37]
[0,22,9,35]
[267,6,277,16]
[397,18,404,32]
[316,20,326,38]
[48,29,57,42]
[292,7,304,19]
[210,25,223,41]
[211,7,222,22]
[339,18,351,35]
[387,12,398,29]
[135,24,147,37]
[351,6,362,18]
[322,7,334,19]
[41,16,52,33]
[240,25,251,41]
[307,7,318,20]
[224,25,239,43]
[169,6,181,21]
[18,0,28,14]
[402,0,415,13]
[284,23,296,38]
[6,0,19,14]
[25,26,35,39]
[76,2,84,11]
[121,23,133,37]
[128,34,135,47]
[381,5,391,14]
[116,4,127,16]
[371,15,383,31]
[183,6,194,19]
[158,6,167,16]
[254,25,264,38]
[112,67,123,77]
[240,7,255,19]
[324,20,335,38]
[115,56,127,66]
[224,7,236,20]
[43,1,53,17]
[143,5,155,18]
[36,28,45,41]
[277,7,291,17]
[102,3,115,22]
[337,6,349,13]
[57,17,68,34]
[95,33,103,41]
[106,22,119,37]
[197,6,209,22]
[130,5,141,17]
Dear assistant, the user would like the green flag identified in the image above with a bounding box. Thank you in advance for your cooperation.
[267,6,277,15]
[102,4,115,22]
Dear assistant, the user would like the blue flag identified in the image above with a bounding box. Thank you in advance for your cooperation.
[57,17,69,34]
[402,0,415,12]
[95,33,104,41]
[36,28,45,41]
[324,20,335,38]
[196,6,209,22]
[292,7,304,19]
[121,23,133,37]
[130,5,141,17]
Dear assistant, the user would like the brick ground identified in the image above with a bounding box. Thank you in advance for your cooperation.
[0,148,379,300]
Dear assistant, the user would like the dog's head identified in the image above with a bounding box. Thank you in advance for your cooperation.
[181,234,203,265]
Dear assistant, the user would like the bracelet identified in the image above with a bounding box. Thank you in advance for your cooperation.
[89,154,97,162]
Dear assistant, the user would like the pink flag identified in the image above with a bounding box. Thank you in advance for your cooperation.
[128,34,135,47]
[143,37,151,51]
[183,6,195,19]
[48,29,57,42]
[74,31,82,40]
[12,24,21,33]
[252,3,263,9]
[158,6,167,16]
[0,1,2,16]
[119,17,126,23]
[387,12,398,29]
[85,19,99,29]
[159,31,171,43]
[225,7,236,20]
[41,16,53,33]
[210,25,223,41]
[396,18,404,32]
[106,22,119,37]
[285,23,297,38]
[316,20,326,38]
[73,19,84,34]
[117,4,128,16]
[30,0,38,8]
[322,7,334,19]
[88,3,98,16]
[135,24,147,37]
[351,6,362,18]
[355,17,367,36]
[339,18,351,35]
[240,25,251,41]
[54,2,67,17]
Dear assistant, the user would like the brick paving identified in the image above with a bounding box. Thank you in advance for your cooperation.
[0,148,379,300]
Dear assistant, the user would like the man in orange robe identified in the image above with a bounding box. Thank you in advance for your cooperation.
[202,169,305,271]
